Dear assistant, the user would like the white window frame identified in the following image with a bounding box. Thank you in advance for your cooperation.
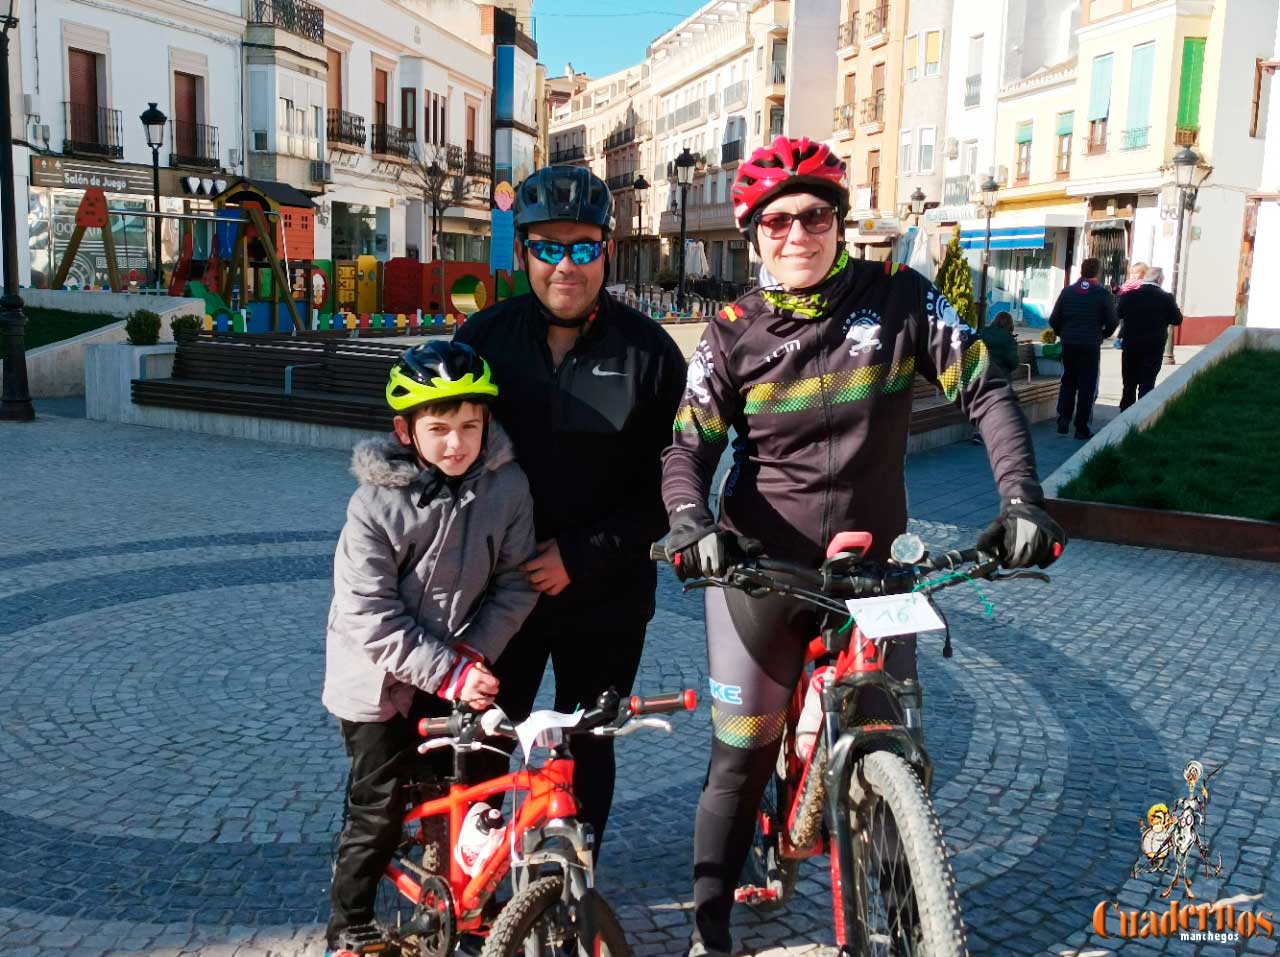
[900,129,913,173]
[918,126,936,173]
[904,33,918,83]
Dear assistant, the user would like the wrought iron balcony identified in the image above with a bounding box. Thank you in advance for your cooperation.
[943,175,974,206]
[170,121,220,169]
[769,62,786,86]
[371,123,412,159]
[604,127,635,152]
[964,74,981,107]
[606,172,636,191]
[860,93,885,127]
[720,139,743,165]
[837,18,860,52]
[864,4,889,40]
[327,109,366,148]
[833,102,857,135]
[1121,127,1150,151]
[464,150,492,177]
[63,102,123,159]
[550,145,585,163]
[250,0,324,43]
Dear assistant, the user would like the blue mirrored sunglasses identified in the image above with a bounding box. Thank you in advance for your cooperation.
[523,238,605,266]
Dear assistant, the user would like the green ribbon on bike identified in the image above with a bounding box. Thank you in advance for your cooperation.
[912,572,995,618]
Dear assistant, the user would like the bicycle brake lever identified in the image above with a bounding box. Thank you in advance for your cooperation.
[990,570,1051,584]
[417,739,455,754]
[601,717,673,737]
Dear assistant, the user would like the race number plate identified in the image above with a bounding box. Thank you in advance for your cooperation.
[845,592,946,639]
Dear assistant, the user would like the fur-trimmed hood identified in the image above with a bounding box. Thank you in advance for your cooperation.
[349,419,517,488]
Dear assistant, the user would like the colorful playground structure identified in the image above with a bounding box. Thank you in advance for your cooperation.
[49,178,530,335]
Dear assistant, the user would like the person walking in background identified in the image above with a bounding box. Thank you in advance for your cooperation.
[1117,265,1182,410]
[1049,257,1118,440]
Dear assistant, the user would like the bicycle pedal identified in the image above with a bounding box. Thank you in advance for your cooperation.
[734,885,779,905]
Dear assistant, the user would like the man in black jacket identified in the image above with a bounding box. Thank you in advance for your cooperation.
[1049,257,1118,439]
[454,166,686,849]
[1117,265,1182,410]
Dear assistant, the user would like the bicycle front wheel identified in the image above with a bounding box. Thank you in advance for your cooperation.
[845,750,967,957]
[479,875,632,957]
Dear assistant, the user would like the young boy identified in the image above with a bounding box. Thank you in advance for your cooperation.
[322,340,538,955]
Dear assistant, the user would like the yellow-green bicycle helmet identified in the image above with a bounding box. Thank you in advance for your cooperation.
[385,341,499,413]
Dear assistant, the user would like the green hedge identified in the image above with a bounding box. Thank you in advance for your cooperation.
[0,307,121,360]
[1059,349,1280,522]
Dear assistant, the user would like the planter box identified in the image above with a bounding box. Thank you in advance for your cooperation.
[1046,498,1279,563]
[85,342,177,424]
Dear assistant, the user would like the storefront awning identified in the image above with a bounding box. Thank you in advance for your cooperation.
[959,226,1046,250]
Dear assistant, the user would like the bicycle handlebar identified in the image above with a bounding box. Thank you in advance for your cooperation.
[418,689,698,742]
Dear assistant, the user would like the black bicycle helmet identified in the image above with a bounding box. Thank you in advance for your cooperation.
[514,165,614,235]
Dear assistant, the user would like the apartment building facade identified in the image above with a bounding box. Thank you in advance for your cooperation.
[895,0,952,221]
[18,0,245,289]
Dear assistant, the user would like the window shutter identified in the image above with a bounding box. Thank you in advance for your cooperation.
[925,32,942,71]
[904,36,918,72]
[1177,38,1206,129]
[1056,111,1074,136]
[68,49,98,108]
[1088,54,1114,121]
[326,50,342,112]
[1015,121,1033,143]
[1127,43,1155,131]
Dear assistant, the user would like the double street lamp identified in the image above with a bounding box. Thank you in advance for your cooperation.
[674,147,696,313]
[976,175,999,328]
[140,102,167,290]
[632,174,649,296]
[1163,145,1212,365]
[1,2,34,420]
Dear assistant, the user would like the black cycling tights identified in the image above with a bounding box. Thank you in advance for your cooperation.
[692,586,917,953]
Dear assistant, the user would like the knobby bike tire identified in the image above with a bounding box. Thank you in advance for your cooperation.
[479,875,632,957]
[846,750,968,957]
[742,774,800,912]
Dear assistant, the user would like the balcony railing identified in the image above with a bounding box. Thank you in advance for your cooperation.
[250,0,324,43]
[170,120,220,169]
[833,102,857,135]
[445,144,465,171]
[720,139,743,165]
[943,174,974,206]
[659,199,736,235]
[327,109,366,148]
[769,62,786,86]
[1175,125,1199,147]
[465,150,492,177]
[708,93,720,118]
[1121,127,1150,151]
[723,80,748,110]
[550,145,585,163]
[606,172,637,191]
[864,4,889,39]
[837,17,860,52]
[63,102,123,159]
[604,127,635,152]
[768,115,785,138]
[964,74,981,107]
[666,99,706,130]
[860,93,885,126]
[371,123,413,159]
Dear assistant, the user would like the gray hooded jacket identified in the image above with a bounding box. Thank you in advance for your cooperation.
[322,422,537,723]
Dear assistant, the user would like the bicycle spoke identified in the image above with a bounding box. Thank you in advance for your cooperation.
[854,791,924,957]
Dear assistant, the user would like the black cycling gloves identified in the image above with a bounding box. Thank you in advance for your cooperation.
[977,500,1067,569]
[664,515,759,581]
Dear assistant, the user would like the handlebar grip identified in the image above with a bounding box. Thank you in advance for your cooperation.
[629,690,698,715]
[650,542,669,563]
[418,716,453,737]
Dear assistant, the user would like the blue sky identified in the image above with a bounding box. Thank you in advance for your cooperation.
[532,1,708,79]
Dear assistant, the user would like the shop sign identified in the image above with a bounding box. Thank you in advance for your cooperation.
[31,156,152,194]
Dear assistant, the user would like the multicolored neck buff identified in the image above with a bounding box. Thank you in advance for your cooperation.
[760,248,850,320]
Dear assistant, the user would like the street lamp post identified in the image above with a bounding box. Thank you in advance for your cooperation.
[976,175,999,328]
[426,160,446,316]
[1165,145,1212,365]
[909,186,927,223]
[140,103,167,290]
[0,4,34,420]
[632,174,649,297]
[675,148,696,313]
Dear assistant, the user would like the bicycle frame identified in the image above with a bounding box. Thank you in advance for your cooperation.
[386,752,583,935]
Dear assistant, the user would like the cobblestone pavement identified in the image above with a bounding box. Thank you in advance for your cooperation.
[1,402,1277,957]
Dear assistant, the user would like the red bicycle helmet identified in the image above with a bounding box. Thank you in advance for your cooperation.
[732,136,849,232]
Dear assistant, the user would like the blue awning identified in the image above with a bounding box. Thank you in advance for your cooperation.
[959,226,1046,250]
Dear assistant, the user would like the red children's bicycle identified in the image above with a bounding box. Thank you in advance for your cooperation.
[368,688,698,957]
[657,530,1052,956]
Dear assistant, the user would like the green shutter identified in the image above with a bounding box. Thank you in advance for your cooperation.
[1088,54,1114,121]
[1015,121,1033,143]
[1056,111,1075,136]
[1177,38,1207,129]
[1127,43,1155,131]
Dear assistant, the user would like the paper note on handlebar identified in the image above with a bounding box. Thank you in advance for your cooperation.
[846,593,946,639]
[515,708,584,760]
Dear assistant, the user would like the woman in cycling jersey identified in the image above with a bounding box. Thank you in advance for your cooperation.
[661,136,1065,957]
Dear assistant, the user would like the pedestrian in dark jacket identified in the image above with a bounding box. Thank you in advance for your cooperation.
[1117,265,1182,410]
[455,165,687,853]
[1049,257,1118,439]
[980,311,1021,376]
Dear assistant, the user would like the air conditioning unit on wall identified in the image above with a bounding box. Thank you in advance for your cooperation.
[311,160,333,183]
[945,138,959,160]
